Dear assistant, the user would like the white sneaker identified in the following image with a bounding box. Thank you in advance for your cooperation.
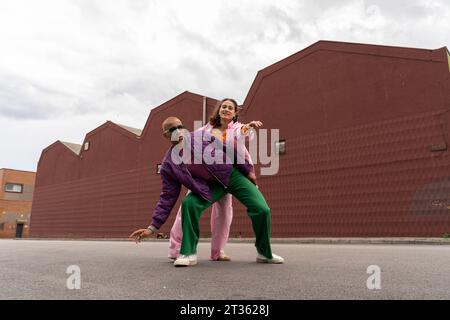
[173,254,197,267]
[256,253,284,264]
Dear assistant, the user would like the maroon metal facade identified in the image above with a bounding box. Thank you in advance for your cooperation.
[30,41,450,238]
[31,93,220,238]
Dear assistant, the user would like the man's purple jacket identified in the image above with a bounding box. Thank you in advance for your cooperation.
[150,131,253,230]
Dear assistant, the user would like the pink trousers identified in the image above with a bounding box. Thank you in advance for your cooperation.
[168,192,233,260]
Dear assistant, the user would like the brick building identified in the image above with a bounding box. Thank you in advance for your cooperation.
[0,168,36,238]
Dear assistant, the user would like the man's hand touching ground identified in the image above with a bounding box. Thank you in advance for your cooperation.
[129,228,152,244]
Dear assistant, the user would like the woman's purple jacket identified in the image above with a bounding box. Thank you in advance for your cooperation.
[150,131,253,230]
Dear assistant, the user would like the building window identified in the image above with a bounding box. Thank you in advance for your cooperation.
[0,223,4,230]
[84,141,90,151]
[275,140,286,155]
[156,164,162,174]
[5,183,23,193]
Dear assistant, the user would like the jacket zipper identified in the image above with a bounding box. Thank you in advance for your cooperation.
[204,164,228,189]
[181,163,212,202]
[191,148,228,189]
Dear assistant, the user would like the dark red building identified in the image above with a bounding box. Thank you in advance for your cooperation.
[30,41,450,238]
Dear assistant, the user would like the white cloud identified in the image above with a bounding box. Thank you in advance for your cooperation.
[0,0,449,171]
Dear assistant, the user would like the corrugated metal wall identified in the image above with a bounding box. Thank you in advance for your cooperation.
[30,41,450,238]
[31,93,219,237]
[231,41,450,237]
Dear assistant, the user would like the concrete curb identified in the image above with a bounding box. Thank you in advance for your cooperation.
[6,237,450,245]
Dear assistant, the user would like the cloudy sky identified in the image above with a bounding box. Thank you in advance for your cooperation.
[0,0,449,172]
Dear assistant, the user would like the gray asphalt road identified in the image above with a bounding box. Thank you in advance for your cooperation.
[0,239,449,300]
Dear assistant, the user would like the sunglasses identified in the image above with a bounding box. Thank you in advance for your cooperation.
[164,125,185,134]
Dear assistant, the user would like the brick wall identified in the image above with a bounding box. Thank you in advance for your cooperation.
[0,169,36,238]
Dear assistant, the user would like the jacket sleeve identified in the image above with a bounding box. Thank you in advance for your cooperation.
[230,139,254,177]
[233,160,253,178]
[150,164,182,230]
[225,124,254,177]
[233,121,256,141]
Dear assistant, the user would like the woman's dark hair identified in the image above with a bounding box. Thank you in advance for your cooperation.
[209,98,239,128]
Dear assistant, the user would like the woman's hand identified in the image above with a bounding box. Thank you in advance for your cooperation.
[241,121,263,134]
[247,171,258,185]
[129,228,153,244]
[247,120,263,129]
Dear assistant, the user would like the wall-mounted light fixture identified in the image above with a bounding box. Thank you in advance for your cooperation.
[275,139,286,155]
[430,143,447,152]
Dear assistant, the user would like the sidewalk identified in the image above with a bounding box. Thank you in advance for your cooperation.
[228,237,450,245]
[9,237,450,245]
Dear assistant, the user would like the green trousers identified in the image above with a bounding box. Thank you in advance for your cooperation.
[180,168,273,259]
